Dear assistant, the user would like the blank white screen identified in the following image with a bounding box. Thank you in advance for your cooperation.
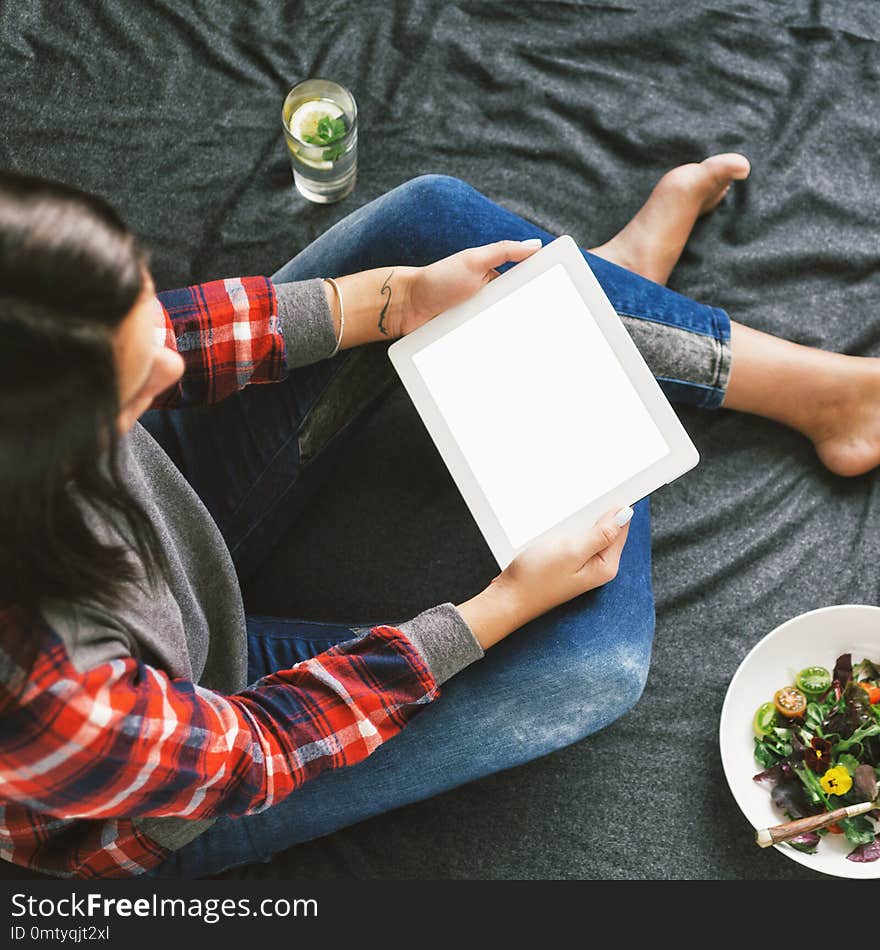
[411,263,669,549]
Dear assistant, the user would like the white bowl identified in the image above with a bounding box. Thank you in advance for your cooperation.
[719,603,880,879]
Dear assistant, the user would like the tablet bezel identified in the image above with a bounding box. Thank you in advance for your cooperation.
[387,234,700,569]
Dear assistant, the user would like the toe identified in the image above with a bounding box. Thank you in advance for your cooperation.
[703,152,751,182]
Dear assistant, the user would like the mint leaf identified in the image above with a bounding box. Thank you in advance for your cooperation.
[300,112,347,156]
[314,115,346,143]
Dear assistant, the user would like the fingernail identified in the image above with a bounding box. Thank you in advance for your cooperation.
[520,238,542,247]
[614,506,634,527]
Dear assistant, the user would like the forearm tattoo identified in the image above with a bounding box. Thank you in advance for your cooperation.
[378,269,394,336]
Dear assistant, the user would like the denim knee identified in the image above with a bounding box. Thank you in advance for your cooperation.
[391,173,475,212]
[603,631,652,720]
[516,574,654,756]
[573,614,652,735]
[493,629,652,769]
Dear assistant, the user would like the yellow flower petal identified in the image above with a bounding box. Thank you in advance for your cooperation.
[819,765,853,795]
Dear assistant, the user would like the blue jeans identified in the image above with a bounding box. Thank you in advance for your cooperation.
[139,175,731,879]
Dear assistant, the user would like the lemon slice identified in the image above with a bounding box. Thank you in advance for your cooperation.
[288,99,344,170]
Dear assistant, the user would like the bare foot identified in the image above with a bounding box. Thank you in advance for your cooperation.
[804,357,880,477]
[590,153,751,285]
[725,322,880,478]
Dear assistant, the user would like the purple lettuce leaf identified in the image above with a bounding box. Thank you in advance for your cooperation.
[844,681,875,729]
[770,780,813,819]
[753,763,789,788]
[846,838,880,863]
[753,761,816,819]
[853,764,879,803]
[834,653,853,690]
[787,831,820,853]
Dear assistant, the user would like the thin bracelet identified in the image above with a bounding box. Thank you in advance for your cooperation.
[323,277,345,358]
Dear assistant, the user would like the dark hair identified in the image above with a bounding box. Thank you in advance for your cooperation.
[0,170,171,619]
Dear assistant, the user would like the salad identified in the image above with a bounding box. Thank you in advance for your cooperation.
[751,652,880,862]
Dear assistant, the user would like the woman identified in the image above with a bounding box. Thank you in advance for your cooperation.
[1,156,878,879]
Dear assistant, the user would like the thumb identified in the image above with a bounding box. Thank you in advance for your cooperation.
[570,506,634,565]
[475,238,543,271]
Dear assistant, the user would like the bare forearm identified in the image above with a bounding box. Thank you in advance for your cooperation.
[323,266,419,349]
[455,579,529,650]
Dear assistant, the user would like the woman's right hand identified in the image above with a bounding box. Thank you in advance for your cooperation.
[499,505,633,624]
[456,506,634,649]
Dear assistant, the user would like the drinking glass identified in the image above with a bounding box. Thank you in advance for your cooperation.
[281,78,358,204]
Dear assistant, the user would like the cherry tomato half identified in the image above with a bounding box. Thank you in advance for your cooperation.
[795,666,832,698]
[753,701,778,737]
[773,686,807,718]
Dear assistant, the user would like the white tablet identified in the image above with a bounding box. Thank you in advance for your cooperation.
[387,234,699,569]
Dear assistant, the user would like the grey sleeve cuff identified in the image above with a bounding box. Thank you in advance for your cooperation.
[394,602,485,686]
[274,278,339,369]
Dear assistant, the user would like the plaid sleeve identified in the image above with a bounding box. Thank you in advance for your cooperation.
[0,621,438,820]
[148,276,287,411]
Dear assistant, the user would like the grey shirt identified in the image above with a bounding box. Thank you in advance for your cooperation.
[38,277,484,854]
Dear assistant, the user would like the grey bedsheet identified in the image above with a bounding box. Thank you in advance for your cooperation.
[2,0,878,880]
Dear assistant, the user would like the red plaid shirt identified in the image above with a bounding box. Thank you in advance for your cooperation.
[0,277,440,878]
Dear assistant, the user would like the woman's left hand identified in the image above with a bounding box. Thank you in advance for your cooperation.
[399,240,543,337]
